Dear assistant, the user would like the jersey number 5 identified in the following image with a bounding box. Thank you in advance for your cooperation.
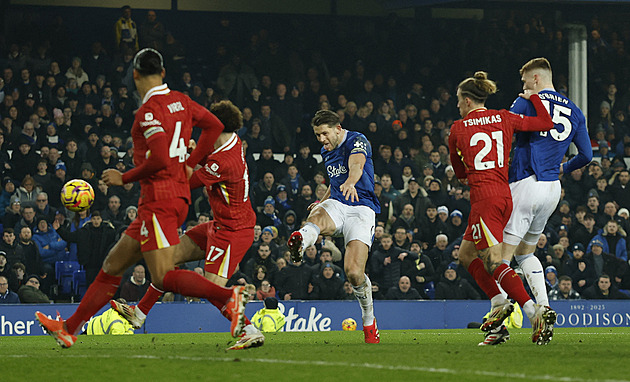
[470,131,504,171]
[170,121,187,163]
[540,100,572,141]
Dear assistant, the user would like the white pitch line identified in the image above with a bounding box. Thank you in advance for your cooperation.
[5,353,629,382]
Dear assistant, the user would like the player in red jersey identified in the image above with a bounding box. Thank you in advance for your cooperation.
[111,100,264,350]
[448,71,554,346]
[36,49,247,348]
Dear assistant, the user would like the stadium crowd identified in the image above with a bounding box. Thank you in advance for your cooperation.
[1,5,630,306]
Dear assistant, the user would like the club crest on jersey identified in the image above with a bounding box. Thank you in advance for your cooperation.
[145,112,153,121]
[327,164,347,178]
[204,162,221,177]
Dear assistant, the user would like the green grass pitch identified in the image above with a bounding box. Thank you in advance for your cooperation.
[3,327,629,381]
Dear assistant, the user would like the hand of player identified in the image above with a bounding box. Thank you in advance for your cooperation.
[102,169,124,186]
[340,182,359,203]
[188,139,197,152]
[307,201,320,212]
[519,89,536,100]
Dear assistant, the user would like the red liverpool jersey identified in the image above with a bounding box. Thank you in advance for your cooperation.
[448,95,553,204]
[192,133,256,231]
[129,84,216,205]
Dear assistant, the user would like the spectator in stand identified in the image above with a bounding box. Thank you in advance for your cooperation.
[415,203,447,250]
[573,213,600,248]
[47,164,69,207]
[3,197,21,230]
[10,138,38,178]
[371,233,417,291]
[391,203,418,236]
[379,173,400,202]
[585,238,628,283]
[65,57,89,87]
[114,5,139,51]
[0,177,16,215]
[33,192,57,224]
[586,220,628,262]
[275,258,314,301]
[1,228,17,264]
[294,144,317,183]
[256,279,276,300]
[139,10,166,50]
[100,194,125,229]
[243,242,278,282]
[279,164,306,200]
[393,177,427,220]
[14,204,37,234]
[33,216,67,267]
[548,275,581,300]
[386,275,421,300]
[55,210,116,286]
[119,264,149,302]
[257,197,282,229]
[435,262,481,300]
[446,210,465,240]
[292,183,316,223]
[14,176,39,211]
[610,170,630,209]
[402,240,436,295]
[310,263,345,300]
[392,226,411,251]
[582,274,629,299]
[0,274,20,303]
[18,274,50,303]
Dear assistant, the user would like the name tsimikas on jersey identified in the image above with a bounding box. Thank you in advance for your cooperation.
[327,164,347,178]
[204,162,221,178]
[463,114,511,127]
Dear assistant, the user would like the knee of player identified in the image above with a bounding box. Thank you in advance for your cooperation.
[344,269,364,285]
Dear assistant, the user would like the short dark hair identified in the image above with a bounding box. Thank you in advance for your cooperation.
[210,100,243,133]
[133,48,164,76]
[558,275,572,283]
[311,110,340,128]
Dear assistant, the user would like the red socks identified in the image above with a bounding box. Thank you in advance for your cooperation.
[493,264,532,307]
[467,258,501,299]
[66,270,122,335]
[137,283,164,315]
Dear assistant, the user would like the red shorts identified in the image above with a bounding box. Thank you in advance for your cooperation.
[464,196,512,250]
[126,198,188,252]
[185,221,254,278]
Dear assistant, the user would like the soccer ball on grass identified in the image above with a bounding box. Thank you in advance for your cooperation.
[61,179,95,212]
[342,318,357,331]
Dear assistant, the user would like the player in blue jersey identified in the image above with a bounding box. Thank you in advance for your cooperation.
[287,110,381,343]
[489,58,593,345]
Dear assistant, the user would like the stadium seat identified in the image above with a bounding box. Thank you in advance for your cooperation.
[73,270,87,300]
[55,261,81,295]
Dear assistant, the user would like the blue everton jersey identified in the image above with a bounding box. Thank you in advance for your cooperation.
[509,89,592,182]
[321,130,381,213]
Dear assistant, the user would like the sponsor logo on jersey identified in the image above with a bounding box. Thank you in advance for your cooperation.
[327,164,347,178]
[140,119,162,127]
[463,114,502,127]
[204,162,221,177]
[167,101,185,113]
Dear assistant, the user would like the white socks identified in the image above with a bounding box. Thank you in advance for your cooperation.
[299,222,320,251]
[352,274,375,326]
[244,323,260,335]
[523,300,536,320]
[515,253,549,307]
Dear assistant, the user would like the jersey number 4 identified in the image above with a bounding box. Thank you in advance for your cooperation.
[540,100,572,141]
[470,131,504,171]
[170,121,187,163]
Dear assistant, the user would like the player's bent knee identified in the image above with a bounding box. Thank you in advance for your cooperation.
[102,234,142,276]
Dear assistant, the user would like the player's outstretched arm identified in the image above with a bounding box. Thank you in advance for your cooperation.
[515,94,554,132]
[187,102,225,168]
[118,133,170,185]
[340,153,365,203]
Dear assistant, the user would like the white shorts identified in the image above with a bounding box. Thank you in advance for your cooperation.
[317,199,376,248]
[504,175,561,246]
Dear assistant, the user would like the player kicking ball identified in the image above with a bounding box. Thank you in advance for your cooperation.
[110,100,264,350]
[288,110,380,343]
